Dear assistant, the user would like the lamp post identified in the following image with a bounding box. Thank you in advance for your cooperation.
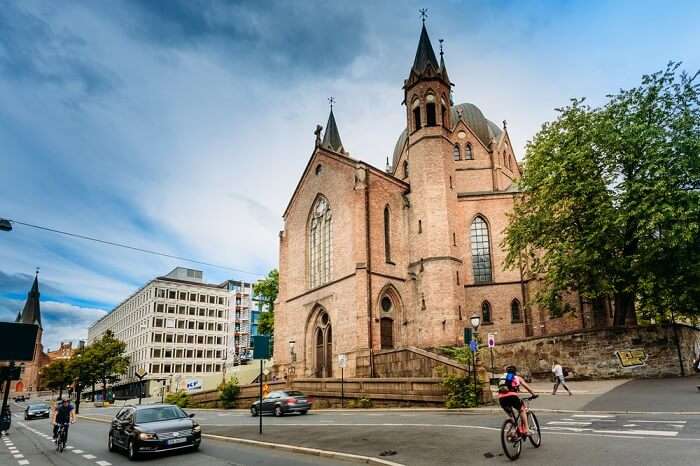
[288,339,296,382]
[470,314,481,406]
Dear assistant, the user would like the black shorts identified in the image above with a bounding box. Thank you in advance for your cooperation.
[499,395,523,416]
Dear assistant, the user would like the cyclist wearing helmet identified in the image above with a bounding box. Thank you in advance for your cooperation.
[498,365,537,434]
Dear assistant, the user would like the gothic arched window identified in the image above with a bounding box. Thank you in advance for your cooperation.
[482,301,492,323]
[412,99,421,131]
[511,299,522,322]
[403,160,409,178]
[384,205,392,263]
[426,94,437,127]
[470,216,492,283]
[308,196,332,288]
[452,144,461,161]
[440,97,448,127]
[465,143,474,160]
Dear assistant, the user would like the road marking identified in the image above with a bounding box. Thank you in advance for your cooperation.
[96,461,112,466]
[83,454,96,459]
[18,460,29,465]
[72,449,84,454]
[548,421,592,426]
[572,414,615,418]
[629,420,687,424]
[13,454,24,458]
[592,429,678,437]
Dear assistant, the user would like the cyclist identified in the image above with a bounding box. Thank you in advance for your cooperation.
[498,365,537,435]
[52,398,75,443]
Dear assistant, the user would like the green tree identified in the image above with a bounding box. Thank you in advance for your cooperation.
[254,269,278,336]
[40,359,73,398]
[505,63,700,323]
[89,330,130,401]
[67,347,99,405]
[218,376,240,408]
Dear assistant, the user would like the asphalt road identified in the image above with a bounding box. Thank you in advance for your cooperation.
[2,403,353,466]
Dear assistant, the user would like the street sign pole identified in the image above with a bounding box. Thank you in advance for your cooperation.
[341,367,344,408]
[1,361,15,432]
[259,359,263,435]
[487,333,496,378]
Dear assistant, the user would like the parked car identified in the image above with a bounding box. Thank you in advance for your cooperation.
[250,390,312,417]
[108,404,201,461]
[24,402,50,420]
[14,395,26,402]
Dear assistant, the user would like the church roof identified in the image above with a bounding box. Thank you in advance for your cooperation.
[17,274,42,328]
[412,24,439,75]
[322,108,344,153]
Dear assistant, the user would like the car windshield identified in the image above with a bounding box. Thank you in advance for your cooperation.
[284,391,305,397]
[134,406,187,423]
[30,404,49,410]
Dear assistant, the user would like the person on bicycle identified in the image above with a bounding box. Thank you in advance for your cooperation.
[52,398,75,442]
[498,365,537,435]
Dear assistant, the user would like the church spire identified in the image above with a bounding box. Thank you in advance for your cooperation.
[404,15,449,90]
[322,98,344,153]
[19,271,42,328]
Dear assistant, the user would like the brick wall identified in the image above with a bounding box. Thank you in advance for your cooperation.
[491,324,700,380]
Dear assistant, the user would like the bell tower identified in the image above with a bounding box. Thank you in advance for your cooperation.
[403,15,463,346]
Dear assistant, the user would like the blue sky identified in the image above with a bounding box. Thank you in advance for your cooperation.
[1,0,699,350]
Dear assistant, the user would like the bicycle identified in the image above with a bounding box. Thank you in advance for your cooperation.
[55,423,69,453]
[500,395,541,461]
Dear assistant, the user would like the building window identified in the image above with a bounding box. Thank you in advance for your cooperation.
[308,195,332,288]
[465,143,473,160]
[418,220,422,234]
[511,299,522,322]
[441,97,448,127]
[384,206,392,263]
[470,216,493,283]
[412,99,421,131]
[403,160,409,178]
[482,301,492,323]
[426,95,437,127]
[453,144,461,161]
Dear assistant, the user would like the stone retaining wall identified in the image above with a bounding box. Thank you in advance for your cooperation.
[490,324,700,380]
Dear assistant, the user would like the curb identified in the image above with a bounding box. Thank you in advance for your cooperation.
[78,415,404,466]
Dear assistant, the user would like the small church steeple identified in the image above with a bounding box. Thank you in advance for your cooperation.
[404,11,449,89]
[322,97,345,154]
[18,270,42,328]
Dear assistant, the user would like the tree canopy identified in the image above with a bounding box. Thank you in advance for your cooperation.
[254,269,278,336]
[505,62,700,324]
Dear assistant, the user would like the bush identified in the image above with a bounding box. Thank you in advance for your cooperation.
[442,374,480,408]
[165,391,191,408]
[218,377,240,408]
[348,396,373,408]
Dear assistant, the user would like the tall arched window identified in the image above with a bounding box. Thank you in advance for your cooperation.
[412,99,421,131]
[309,196,332,288]
[470,216,492,283]
[465,143,473,160]
[384,205,392,263]
[440,97,448,127]
[403,160,409,178]
[452,144,461,161]
[511,299,522,322]
[426,94,437,126]
[482,301,492,323]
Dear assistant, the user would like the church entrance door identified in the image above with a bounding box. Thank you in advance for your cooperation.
[312,310,333,378]
[380,317,394,349]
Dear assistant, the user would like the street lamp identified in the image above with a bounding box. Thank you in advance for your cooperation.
[469,314,481,406]
[0,219,12,232]
[288,339,296,363]
[470,314,481,332]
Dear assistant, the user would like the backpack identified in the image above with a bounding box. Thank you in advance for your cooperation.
[498,372,517,394]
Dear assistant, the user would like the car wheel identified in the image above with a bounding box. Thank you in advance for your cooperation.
[250,406,258,417]
[23,414,28,421]
[108,433,117,452]
[127,439,139,461]
[300,410,308,415]
[192,443,200,452]
[274,406,283,417]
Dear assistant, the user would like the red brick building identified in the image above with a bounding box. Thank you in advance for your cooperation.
[13,273,49,393]
[274,23,587,378]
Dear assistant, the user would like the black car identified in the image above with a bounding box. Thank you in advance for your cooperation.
[14,395,26,402]
[24,402,50,420]
[250,390,312,417]
[108,404,201,460]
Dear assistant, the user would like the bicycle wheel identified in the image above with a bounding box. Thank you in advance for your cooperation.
[528,412,541,448]
[501,418,522,461]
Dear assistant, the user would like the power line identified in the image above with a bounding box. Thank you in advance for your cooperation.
[5,218,264,278]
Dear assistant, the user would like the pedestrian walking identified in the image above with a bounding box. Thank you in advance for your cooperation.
[552,361,572,396]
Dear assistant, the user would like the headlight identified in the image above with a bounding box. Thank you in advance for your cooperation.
[139,432,158,440]
[192,424,201,433]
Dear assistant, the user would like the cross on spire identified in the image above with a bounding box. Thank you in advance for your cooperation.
[419,8,428,24]
[439,39,444,57]
[328,96,335,110]
[35,267,40,276]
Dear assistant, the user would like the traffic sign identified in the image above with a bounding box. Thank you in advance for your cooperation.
[135,368,148,379]
[487,333,496,348]
[338,353,348,369]
[469,340,478,352]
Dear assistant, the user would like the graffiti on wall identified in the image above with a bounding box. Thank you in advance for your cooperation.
[615,349,647,368]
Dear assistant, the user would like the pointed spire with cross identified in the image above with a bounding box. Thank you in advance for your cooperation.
[419,8,428,24]
[328,96,335,110]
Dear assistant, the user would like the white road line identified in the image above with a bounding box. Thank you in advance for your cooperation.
[18,460,29,465]
[572,414,615,418]
[629,420,687,424]
[592,429,678,437]
[548,421,592,426]
[96,461,112,466]
[83,454,97,459]
[14,454,24,458]
[72,449,84,454]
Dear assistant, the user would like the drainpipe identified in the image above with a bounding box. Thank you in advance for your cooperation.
[365,168,374,377]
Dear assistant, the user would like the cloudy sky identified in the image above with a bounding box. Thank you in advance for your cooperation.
[1,0,699,350]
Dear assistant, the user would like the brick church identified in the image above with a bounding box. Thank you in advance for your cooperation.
[13,273,49,392]
[274,22,587,378]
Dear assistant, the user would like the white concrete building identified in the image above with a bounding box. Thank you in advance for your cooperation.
[87,267,254,396]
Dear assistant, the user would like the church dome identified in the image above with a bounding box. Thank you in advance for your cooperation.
[392,102,503,170]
